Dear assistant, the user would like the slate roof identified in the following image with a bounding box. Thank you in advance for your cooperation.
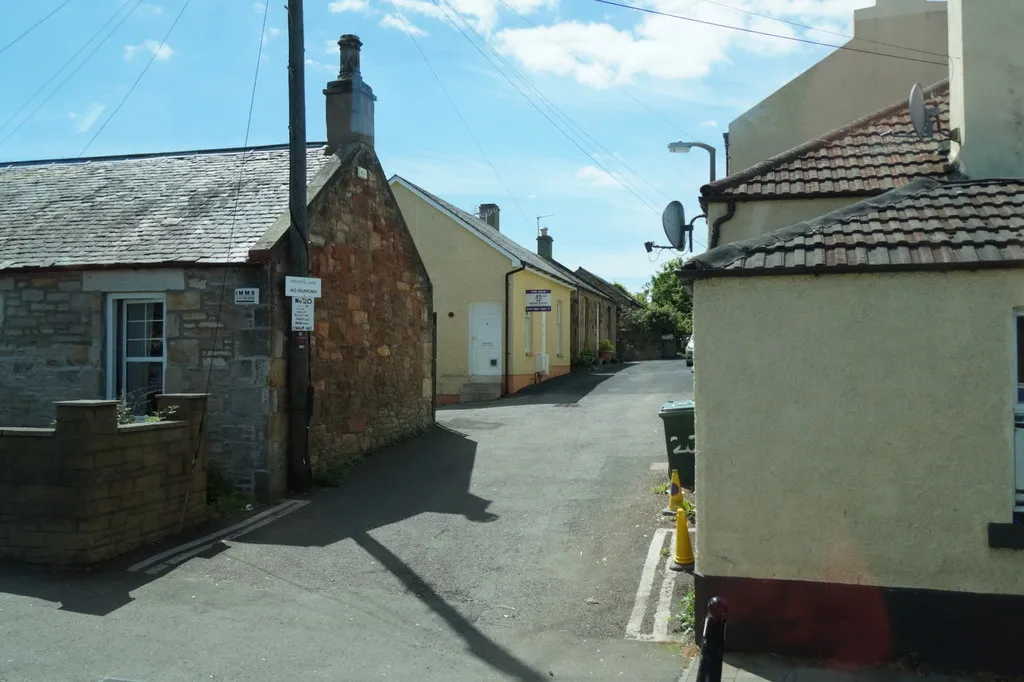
[0,143,332,271]
[390,175,585,289]
[704,80,951,201]
[574,267,641,308]
[680,177,1024,278]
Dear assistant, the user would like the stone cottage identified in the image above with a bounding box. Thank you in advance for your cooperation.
[0,35,433,501]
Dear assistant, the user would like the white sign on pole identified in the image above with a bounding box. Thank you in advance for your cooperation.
[291,296,315,331]
[525,289,552,312]
[285,276,322,298]
[234,287,259,305]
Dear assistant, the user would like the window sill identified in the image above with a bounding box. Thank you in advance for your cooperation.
[988,522,1024,549]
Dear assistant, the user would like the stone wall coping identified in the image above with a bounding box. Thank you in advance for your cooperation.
[118,420,186,433]
[0,427,55,437]
[53,399,119,407]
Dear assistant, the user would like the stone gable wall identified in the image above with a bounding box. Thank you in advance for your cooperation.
[306,146,434,475]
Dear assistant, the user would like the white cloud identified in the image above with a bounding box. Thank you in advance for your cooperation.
[491,0,870,88]
[328,0,369,11]
[74,103,106,134]
[140,3,162,13]
[380,13,427,35]
[253,2,266,11]
[700,119,718,128]
[575,165,620,189]
[264,27,281,41]
[123,39,174,61]
[306,58,336,73]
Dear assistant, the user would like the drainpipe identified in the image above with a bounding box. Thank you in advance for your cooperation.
[709,201,736,250]
[504,263,526,396]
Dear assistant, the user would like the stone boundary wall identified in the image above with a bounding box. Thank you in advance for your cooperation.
[0,394,208,566]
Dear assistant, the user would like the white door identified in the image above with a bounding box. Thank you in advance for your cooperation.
[469,302,502,376]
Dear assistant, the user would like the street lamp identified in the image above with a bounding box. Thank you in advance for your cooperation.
[668,141,716,184]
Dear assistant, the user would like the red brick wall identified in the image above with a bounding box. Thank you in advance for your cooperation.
[306,144,433,476]
[0,395,207,566]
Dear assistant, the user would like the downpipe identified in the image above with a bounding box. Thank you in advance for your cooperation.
[504,263,526,396]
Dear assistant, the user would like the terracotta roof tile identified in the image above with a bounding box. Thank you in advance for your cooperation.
[681,178,1024,278]
[705,80,951,200]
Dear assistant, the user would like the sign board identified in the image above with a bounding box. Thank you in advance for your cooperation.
[291,296,315,331]
[234,287,259,305]
[285,276,322,298]
[525,289,552,312]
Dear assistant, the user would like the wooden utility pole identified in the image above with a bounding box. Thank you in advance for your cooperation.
[286,0,313,492]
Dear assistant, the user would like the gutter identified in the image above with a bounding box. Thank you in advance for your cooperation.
[504,263,526,396]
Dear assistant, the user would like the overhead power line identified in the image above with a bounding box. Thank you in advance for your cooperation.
[0,0,144,150]
[691,0,949,60]
[495,0,695,141]
[431,0,665,216]
[0,0,76,56]
[386,0,534,232]
[79,0,194,156]
[592,0,948,67]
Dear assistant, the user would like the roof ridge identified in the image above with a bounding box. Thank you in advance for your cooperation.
[0,141,330,168]
[703,78,950,198]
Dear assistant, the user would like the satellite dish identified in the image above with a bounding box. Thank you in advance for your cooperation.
[908,82,937,139]
[662,201,686,250]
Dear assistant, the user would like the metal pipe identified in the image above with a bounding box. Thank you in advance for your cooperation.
[504,264,526,395]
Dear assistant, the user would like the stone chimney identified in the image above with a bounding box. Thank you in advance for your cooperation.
[324,34,377,154]
[537,227,553,261]
[948,0,1024,178]
[479,203,500,231]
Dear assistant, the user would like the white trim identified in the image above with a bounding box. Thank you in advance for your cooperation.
[556,299,563,355]
[524,310,532,354]
[105,293,168,401]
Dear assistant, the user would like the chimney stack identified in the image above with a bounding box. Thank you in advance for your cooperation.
[948,0,1024,178]
[537,227,553,261]
[324,34,377,154]
[479,203,500,231]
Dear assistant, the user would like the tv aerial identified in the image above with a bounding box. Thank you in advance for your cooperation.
[645,201,705,254]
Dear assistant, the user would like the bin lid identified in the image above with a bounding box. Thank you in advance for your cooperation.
[659,399,694,415]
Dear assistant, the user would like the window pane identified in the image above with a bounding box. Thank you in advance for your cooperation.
[126,320,146,341]
[123,361,163,413]
[125,303,146,322]
[1017,316,1024,384]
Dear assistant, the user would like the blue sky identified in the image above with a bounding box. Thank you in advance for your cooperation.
[0,0,872,292]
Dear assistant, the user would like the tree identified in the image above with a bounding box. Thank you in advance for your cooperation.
[641,257,691,334]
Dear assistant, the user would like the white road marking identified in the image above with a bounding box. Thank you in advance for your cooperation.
[127,499,309,574]
[653,532,679,640]
[625,528,668,641]
[626,527,690,643]
[649,462,665,472]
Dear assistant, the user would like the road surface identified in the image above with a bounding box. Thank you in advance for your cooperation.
[0,360,694,682]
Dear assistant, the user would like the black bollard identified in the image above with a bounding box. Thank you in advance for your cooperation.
[696,597,727,682]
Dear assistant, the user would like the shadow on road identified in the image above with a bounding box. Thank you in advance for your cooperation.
[441,362,634,411]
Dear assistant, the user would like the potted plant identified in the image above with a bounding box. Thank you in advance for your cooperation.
[598,338,614,361]
[579,344,596,366]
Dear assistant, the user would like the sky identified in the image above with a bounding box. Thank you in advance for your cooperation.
[0,0,878,293]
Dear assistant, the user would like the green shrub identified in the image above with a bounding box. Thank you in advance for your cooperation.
[579,345,596,365]
[598,338,614,352]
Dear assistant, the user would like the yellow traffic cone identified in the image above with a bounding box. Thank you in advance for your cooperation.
[662,469,685,516]
[670,508,694,571]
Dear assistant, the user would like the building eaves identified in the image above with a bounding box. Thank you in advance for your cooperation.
[681,177,1024,280]
[389,175,586,290]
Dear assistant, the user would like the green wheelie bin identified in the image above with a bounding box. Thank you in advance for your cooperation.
[659,399,695,488]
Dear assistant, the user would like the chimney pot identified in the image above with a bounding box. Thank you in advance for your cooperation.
[479,203,500,231]
[324,33,377,154]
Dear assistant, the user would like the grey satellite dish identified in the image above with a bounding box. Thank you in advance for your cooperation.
[662,201,686,250]
[908,82,938,139]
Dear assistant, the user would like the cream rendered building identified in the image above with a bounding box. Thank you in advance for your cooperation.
[681,0,1024,674]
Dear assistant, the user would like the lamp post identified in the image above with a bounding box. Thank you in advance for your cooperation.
[668,140,716,184]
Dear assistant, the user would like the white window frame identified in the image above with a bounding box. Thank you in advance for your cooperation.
[556,300,563,356]
[524,311,532,354]
[105,293,168,404]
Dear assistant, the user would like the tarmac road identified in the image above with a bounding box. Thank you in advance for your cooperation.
[0,359,694,682]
